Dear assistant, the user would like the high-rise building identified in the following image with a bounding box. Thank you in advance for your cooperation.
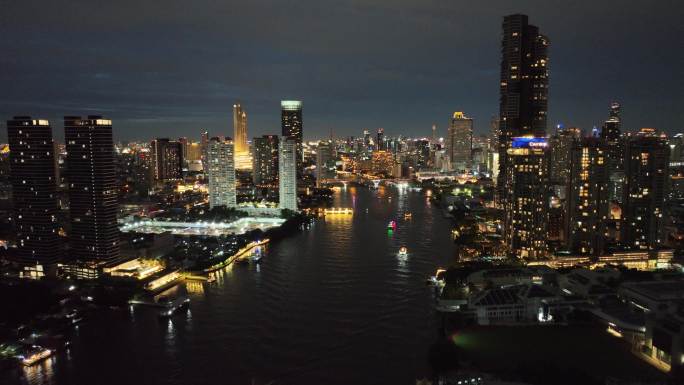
[601,102,625,203]
[279,138,297,211]
[497,14,549,201]
[549,126,581,185]
[447,112,473,172]
[253,135,279,187]
[503,137,549,258]
[281,100,303,176]
[371,150,396,177]
[7,117,62,273]
[65,116,119,264]
[621,129,669,250]
[233,103,248,155]
[206,138,236,209]
[151,138,183,180]
[376,128,385,151]
[316,140,335,186]
[498,14,550,258]
[566,137,609,256]
[200,130,209,172]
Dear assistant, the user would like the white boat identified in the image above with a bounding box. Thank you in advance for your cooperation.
[398,246,408,257]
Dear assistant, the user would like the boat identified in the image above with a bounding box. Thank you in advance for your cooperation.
[20,347,52,366]
[404,212,412,220]
[158,296,190,318]
[387,220,397,230]
[398,246,408,257]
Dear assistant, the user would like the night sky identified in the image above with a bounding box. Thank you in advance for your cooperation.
[2,0,683,141]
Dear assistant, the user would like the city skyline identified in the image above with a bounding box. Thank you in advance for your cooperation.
[2,1,683,141]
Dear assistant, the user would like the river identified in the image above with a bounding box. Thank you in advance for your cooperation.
[10,184,457,385]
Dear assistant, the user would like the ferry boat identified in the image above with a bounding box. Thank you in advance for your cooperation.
[387,220,397,230]
[398,246,408,257]
[404,212,412,220]
[158,296,190,318]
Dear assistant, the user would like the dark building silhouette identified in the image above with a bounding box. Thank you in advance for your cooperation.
[621,129,669,250]
[7,117,62,272]
[151,138,183,180]
[253,135,279,187]
[65,116,119,263]
[601,102,625,203]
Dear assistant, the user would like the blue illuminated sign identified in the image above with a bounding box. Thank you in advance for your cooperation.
[511,137,548,149]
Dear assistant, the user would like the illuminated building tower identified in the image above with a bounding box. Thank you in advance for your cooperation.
[504,137,549,258]
[64,116,119,263]
[548,126,581,185]
[377,128,385,151]
[447,112,473,172]
[566,137,609,256]
[601,102,625,203]
[497,14,549,203]
[279,138,297,211]
[621,129,669,250]
[207,138,236,208]
[316,140,335,187]
[151,138,183,180]
[281,100,303,177]
[7,117,62,273]
[233,103,248,155]
[253,135,279,187]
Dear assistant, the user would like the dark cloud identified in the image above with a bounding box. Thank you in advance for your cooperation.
[1,0,683,141]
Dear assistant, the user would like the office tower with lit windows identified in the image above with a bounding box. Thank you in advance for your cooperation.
[447,112,473,172]
[253,135,279,187]
[601,102,625,203]
[7,117,62,272]
[279,138,297,211]
[566,137,609,256]
[206,138,236,209]
[200,130,209,171]
[65,116,119,263]
[233,103,248,155]
[497,14,549,201]
[281,100,303,176]
[151,138,184,180]
[621,129,669,250]
[316,140,335,186]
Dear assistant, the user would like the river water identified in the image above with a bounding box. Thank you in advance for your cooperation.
[10,184,457,385]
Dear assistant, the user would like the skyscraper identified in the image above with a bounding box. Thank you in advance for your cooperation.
[279,138,297,211]
[498,14,550,258]
[504,137,549,258]
[621,129,669,250]
[200,130,209,172]
[601,102,625,203]
[151,138,183,180]
[316,140,335,187]
[206,138,236,209]
[7,117,62,273]
[65,116,119,264]
[281,100,303,176]
[497,14,549,201]
[566,137,609,256]
[253,135,279,187]
[447,111,473,172]
[376,128,385,151]
[549,126,581,185]
[233,103,248,155]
